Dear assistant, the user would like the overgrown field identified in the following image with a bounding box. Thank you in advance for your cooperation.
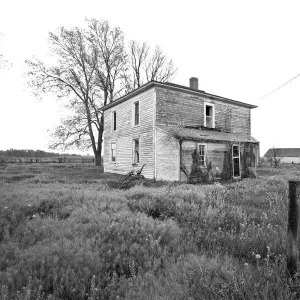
[1,163,300,299]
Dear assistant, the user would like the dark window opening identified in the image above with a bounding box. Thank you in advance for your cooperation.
[232,145,240,177]
[233,158,240,177]
[205,105,213,128]
[134,102,139,125]
[233,145,239,157]
[113,111,116,131]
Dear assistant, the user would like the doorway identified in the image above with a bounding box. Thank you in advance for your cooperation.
[232,145,240,178]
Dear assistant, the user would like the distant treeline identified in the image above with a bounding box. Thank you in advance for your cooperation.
[0,149,81,158]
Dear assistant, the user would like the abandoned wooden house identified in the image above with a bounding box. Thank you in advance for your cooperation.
[264,148,300,164]
[101,78,259,181]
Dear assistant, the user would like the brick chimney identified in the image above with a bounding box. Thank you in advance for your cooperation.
[189,77,198,90]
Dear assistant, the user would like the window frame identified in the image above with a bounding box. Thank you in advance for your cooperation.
[132,100,140,126]
[110,141,117,163]
[204,102,215,128]
[232,144,241,178]
[132,138,140,165]
[197,143,207,167]
[112,110,117,132]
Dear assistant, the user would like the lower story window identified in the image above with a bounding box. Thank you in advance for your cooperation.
[199,144,206,166]
[111,142,116,162]
[133,139,139,164]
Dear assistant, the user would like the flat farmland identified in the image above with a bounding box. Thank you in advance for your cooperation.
[1,155,95,164]
[1,163,300,299]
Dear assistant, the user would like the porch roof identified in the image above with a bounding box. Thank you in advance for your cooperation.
[158,125,259,144]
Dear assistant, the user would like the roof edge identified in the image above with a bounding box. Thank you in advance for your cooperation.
[101,81,155,111]
[153,81,257,109]
[101,81,258,111]
[264,148,300,157]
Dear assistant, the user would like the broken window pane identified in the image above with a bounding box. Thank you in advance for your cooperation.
[206,105,212,116]
[233,145,239,157]
[233,157,240,177]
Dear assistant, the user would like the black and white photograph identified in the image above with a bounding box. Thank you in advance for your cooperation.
[1,1,300,299]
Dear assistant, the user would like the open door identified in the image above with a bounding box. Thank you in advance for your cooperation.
[232,145,240,178]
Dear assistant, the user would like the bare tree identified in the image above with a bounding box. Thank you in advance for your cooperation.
[145,45,177,82]
[87,19,127,102]
[26,20,177,165]
[26,20,128,166]
[269,146,285,167]
[124,42,177,91]
[0,33,4,68]
[128,41,149,89]
[0,33,10,69]
[26,26,103,165]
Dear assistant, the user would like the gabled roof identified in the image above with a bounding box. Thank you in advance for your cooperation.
[159,125,259,144]
[264,148,300,157]
[101,81,257,111]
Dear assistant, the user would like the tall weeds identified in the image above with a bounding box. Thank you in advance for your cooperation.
[0,163,299,299]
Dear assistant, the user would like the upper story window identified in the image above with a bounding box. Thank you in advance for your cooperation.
[204,102,215,128]
[133,101,139,126]
[112,111,116,131]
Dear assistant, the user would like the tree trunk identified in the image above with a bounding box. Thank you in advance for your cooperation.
[94,115,104,166]
[95,151,102,166]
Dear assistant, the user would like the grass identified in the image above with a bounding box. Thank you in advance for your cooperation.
[1,162,300,299]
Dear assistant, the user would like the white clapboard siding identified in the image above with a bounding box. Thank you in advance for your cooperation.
[103,88,155,179]
[155,127,180,181]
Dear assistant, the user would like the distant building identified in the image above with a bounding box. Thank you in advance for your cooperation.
[264,148,300,164]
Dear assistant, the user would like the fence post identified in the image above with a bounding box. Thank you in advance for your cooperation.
[287,180,300,277]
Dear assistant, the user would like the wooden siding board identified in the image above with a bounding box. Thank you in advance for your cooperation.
[155,127,179,181]
[181,141,226,181]
[103,88,155,179]
[156,88,251,138]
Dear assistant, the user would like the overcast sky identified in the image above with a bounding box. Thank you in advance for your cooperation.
[0,0,299,156]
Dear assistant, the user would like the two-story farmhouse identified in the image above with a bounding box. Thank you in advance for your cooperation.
[102,78,259,181]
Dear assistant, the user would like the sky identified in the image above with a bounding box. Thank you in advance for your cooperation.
[0,0,300,156]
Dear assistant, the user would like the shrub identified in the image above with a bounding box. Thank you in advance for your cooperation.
[123,253,294,300]
[1,163,297,299]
